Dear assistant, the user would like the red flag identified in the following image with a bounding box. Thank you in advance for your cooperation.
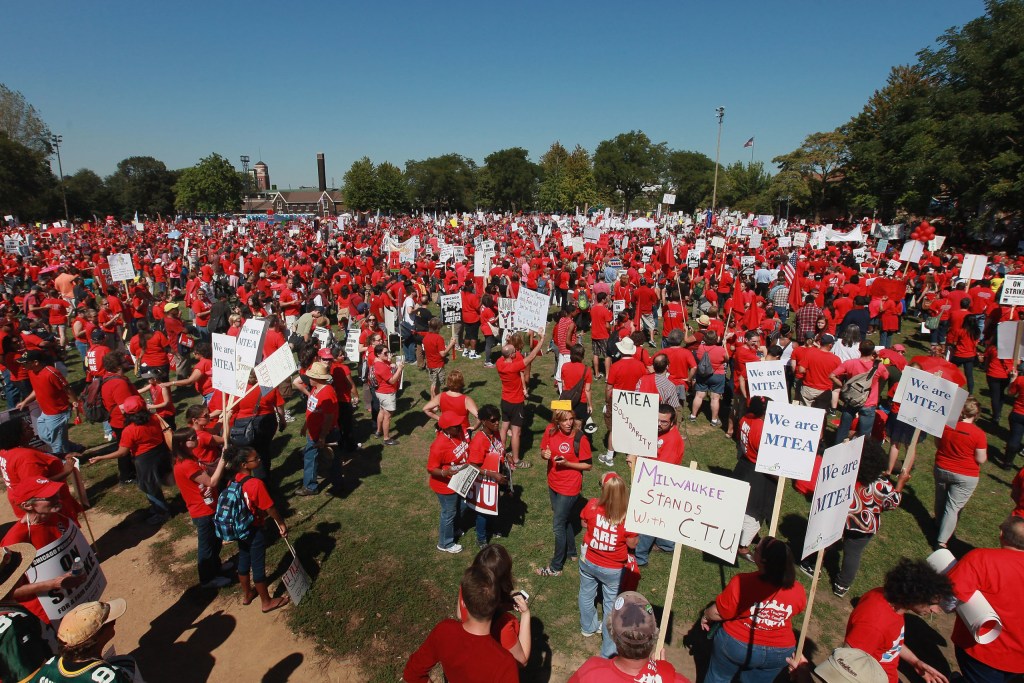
[660,235,676,267]
[788,265,803,312]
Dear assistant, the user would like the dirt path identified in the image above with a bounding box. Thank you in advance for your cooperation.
[0,504,361,683]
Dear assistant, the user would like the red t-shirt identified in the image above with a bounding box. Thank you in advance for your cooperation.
[717,572,805,648]
[426,433,470,495]
[234,386,282,420]
[732,346,761,391]
[329,363,354,403]
[580,498,637,569]
[173,457,216,518]
[305,384,338,441]
[607,357,647,392]
[935,421,987,477]
[948,548,1024,674]
[373,360,397,394]
[844,588,907,683]
[402,619,518,683]
[694,344,728,376]
[27,366,71,415]
[439,392,471,429]
[560,363,592,403]
[0,446,69,519]
[2,515,74,624]
[662,347,696,385]
[590,305,613,340]
[100,374,138,430]
[542,425,591,496]
[238,471,274,526]
[739,415,765,464]
[130,330,171,366]
[568,657,687,683]
[656,427,685,465]
[833,358,889,407]
[194,430,220,466]
[119,417,166,456]
[497,355,527,403]
[194,357,214,396]
[801,348,841,391]
[423,332,447,369]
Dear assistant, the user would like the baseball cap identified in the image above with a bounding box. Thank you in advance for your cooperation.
[819,334,836,345]
[120,395,148,415]
[892,344,906,352]
[20,350,50,364]
[90,329,106,342]
[438,413,462,429]
[317,348,335,360]
[812,647,887,683]
[12,477,63,504]
[608,591,658,647]
[163,302,180,311]
[58,599,127,648]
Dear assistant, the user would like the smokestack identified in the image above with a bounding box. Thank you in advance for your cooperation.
[317,153,327,192]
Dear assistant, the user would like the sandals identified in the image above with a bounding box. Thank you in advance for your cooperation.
[263,594,291,613]
[514,460,532,469]
[535,567,562,577]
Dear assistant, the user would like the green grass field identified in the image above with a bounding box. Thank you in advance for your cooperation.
[66,311,1017,682]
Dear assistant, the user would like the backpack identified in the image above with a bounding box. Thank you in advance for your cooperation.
[577,290,589,311]
[839,360,881,409]
[694,346,714,381]
[83,375,127,423]
[214,476,255,542]
[559,370,588,407]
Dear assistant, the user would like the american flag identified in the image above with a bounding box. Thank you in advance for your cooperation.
[783,252,797,286]
[743,136,755,148]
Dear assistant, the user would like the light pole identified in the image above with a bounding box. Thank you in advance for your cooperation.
[710,107,725,213]
[240,155,250,213]
[50,134,70,223]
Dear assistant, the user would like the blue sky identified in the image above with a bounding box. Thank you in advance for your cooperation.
[6,1,985,188]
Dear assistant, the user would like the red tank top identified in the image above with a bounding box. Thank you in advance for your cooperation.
[439,392,470,428]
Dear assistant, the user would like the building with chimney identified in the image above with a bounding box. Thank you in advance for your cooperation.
[241,153,344,217]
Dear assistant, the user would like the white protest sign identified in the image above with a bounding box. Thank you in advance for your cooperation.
[711,236,726,249]
[877,238,889,254]
[749,232,762,249]
[1000,275,1024,306]
[25,523,105,625]
[996,321,1024,360]
[853,248,867,264]
[106,253,136,282]
[756,403,825,480]
[3,238,21,254]
[960,254,988,281]
[572,236,585,253]
[793,233,808,248]
[778,236,792,248]
[893,366,968,437]
[514,288,548,334]
[662,193,676,205]
[254,342,297,389]
[746,361,788,404]
[397,238,417,263]
[497,297,516,329]
[686,250,700,269]
[562,233,573,248]
[610,389,658,457]
[801,437,864,560]
[473,248,493,277]
[885,260,902,277]
[235,318,268,369]
[212,334,245,397]
[741,256,756,270]
[613,300,626,314]
[583,226,602,242]
[383,307,397,336]
[448,465,480,499]
[452,246,466,262]
[440,293,462,325]
[344,331,360,363]
[281,542,312,606]
[627,460,750,562]
[900,240,925,264]
[641,246,654,263]
[928,235,946,252]
[439,244,454,263]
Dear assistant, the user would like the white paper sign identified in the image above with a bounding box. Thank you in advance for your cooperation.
[610,389,658,458]
[778,236,792,248]
[235,318,268,369]
[254,342,297,389]
[497,297,516,329]
[893,366,968,437]
[572,236,585,253]
[583,226,602,243]
[212,334,244,396]
[793,233,808,248]
[748,233,762,249]
[687,250,700,269]
[514,288,548,334]
[746,361,789,404]
[711,236,726,249]
[756,403,825,480]
[662,193,676,205]
[344,331,360,363]
[25,523,105,625]
[960,254,988,281]
[448,465,480,499]
[1000,275,1024,306]
[900,240,925,264]
[885,260,902,277]
[282,548,312,606]
[440,293,462,325]
[801,437,864,560]
[106,253,136,282]
[383,307,397,336]
[627,460,750,562]
[694,238,707,253]
[996,321,1024,360]
[928,235,947,252]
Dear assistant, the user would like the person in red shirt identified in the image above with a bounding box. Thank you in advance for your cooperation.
[728,329,763,438]
[559,344,593,430]
[0,417,79,521]
[99,351,140,483]
[165,343,214,403]
[460,282,482,360]
[40,289,71,347]
[589,292,613,379]
[983,343,1014,423]
[371,345,404,446]
[844,559,951,683]
[797,334,841,410]
[170,428,230,589]
[17,350,78,457]
[426,412,472,554]
[701,536,806,683]
[830,340,889,445]
[577,472,638,657]
[627,405,685,565]
[602,337,649,466]
[496,332,545,468]
[634,278,659,342]
[299,362,338,496]
[537,409,592,576]
[189,289,212,342]
[690,330,730,427]
[141,369,175,429]
[946,313,982,395]
[422,318,456,399]
[128,320,172,381]
[934,398,988,549]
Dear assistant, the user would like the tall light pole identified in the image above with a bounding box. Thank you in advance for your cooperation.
[50,134,69,223]
[710,107,725,213]
[240,155,250,213]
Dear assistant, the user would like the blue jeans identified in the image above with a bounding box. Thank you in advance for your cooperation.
[549,489,579,572]
[237,526,268,583]
[403,339,417,363]
[75,341,90,368]
[834,405,875,445]
[706,628,794,683]
[879,330,894,349]
[956,646,1013,683]
[36,409,72,455]
[193,514,223,584]
[302,430,340,492]
[474,510,490,546]
[1,369,17,408]
[436,492,466,548]
[635,534,674,566]
[578,557,623,658]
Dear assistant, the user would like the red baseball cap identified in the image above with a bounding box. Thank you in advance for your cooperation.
[120,396,147,415]
[12,478,62,504]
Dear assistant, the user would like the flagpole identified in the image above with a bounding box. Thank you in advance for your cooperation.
[750,139,755,164]
[711,107,725,213]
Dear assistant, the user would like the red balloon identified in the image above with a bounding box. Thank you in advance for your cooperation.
[911,231,920,240]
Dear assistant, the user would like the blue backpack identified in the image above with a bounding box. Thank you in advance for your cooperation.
[214,476,255,542]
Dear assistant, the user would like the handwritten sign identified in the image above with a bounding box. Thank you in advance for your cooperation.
[793,233,807,248]
[282,543,312,606]
[627,460,750,562]
[610,389,658,458]
[801,437,864,559]
[106,253,136,282]
[711,236,726,249]
[497,297,516,329]
[893,366,967,437]
[440,294,462,325]
[756,402,825,480]
[514,287,548,334]
[899,240,925,264]
[746,361,788,404]
[254,342,297,390]
[212,334,245,397]
[778,236,792,248]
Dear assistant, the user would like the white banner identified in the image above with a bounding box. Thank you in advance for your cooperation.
[999,275,1024,306]
[254,342,297,390]
[801,437,864,560]
[960,254,988,281]
[996,321,1024,360]
[25,523,105,625]
[893,366,967,437]
[106,253,136,282]
[756,403,825,480]
[514,288,548,334]
[746,361,789,404]
[627,460,749,562]
[899,240,925,264]
[711,236,726,249]
[610,389,658,458]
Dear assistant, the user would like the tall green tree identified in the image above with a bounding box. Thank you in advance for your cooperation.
[65,169,115,218]
[537,141,569,211]
[0,84,51,156]
[0,132,58,220]
[562,145,599,211]
[405,154,478,212]
[718,161,772,213]
[375,162,408,214]
[342,157,376,212]
[663,150,716,212]
[105,156,176,217]
[772,130,848,221]
[593,131,666,214]
[482,147,538,212]
[174,153,243,214]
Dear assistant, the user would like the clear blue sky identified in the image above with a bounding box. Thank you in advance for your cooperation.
[6,0,985,189]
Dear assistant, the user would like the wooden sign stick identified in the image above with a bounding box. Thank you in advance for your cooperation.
[794,548,824,658]
[899,370,944,483]
[655,460,698,656]
[768,475,787,537]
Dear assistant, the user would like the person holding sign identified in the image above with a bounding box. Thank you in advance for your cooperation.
[426,413,471,555]
[496,333,546,469]
[298,362,339,496]
[466,405,508,547]
[933,398,988,550]
[577,472,637,657]
[171,428,231,589]
[732,396,773,561]
[537,409,593,577]
[701,537,807,683]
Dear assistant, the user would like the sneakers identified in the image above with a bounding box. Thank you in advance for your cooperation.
[483,362,495,368]
[832,583,850,598]
[599,453,615,467]
[436,543,463,554]
[799,562,815,578]
[710,419,722,427]
[688,414,697,422]
[201,576,232,589]
[467,352,480,360]
[383,439,399,446]
[297,487,318,496]
[581,623,602,637]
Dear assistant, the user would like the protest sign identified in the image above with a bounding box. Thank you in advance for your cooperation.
[212,334,245,397]
[627,460,749,562]
[899,240,925,264]
[801,437,864,559]
[583,226,602,242]
[748,232,762,248]
[640,246,654,263]
[778,236,792,248]
[440,294,462,325]
[746,361,788,404]
[711,236,726,249]
[514,288,548,334]
[448,465,480,499]
[562,233,573,248]
[106,253,136,282]
[281,540,312,606]
[497,297,516,329]
[885,259,901,277]
[694,238,707,253]
[928,235,946,252]
[467,456,500,517]
[571,236,584,253]
[383,307,397,336]
[960,254,987,281]
[344,330,360,363]
[3,238,21,254]
[662,193,676,205]
[234,318,268,369]
[893,366,968,437]
[756,402,825,481]
[740,255,756,270]
[452,246,466,262]
[996,321,1024,360]
[610,389,658,457]
[999,275,1024,306]
[852,248,867,264]
[877,238,889,254]
[686,250,700,269]
[27,523,105,625]
[612,299,626,314]
[439,244,454,262]
[254,342,297,390]
[793,233,807,248]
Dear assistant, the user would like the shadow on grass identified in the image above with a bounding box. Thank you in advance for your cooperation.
[900,613,951,683]
[681,605,713,682]
[134,587,227,678]
[896,481,937,543]
[494,485,529,537]
[95,510,167,562]
[269,521,340,583]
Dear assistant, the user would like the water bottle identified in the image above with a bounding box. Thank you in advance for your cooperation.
[70,557,84,576]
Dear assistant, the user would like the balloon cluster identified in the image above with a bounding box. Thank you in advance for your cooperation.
[910,221,935,243]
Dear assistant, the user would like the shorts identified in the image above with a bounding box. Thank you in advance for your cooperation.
[376,391,397,412]
[887,415,924,446]
[463,322,480,342]
[428,365,446,390]
[592,339,608,358]
[640,313,656,332]
[573,402,589,422]
[799,385,832,410]
[501,399,525,427]
[695,374,726,395]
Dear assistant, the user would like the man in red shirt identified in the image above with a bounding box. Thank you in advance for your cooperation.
[627,405,685,565]
[496,332,545,468]
[422,318,456,399]
[100,351,141,484]
[728,330,763,439]
[16,350,78,457]
[460,282,481,360]
[589,292,613,379]
[299,362,338,496]
[797,334,841,410]
[634,278,659,342]
[602,337,649,467]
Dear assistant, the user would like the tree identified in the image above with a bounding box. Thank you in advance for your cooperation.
[0,84,51,156]
[537,141,570,211]
[563,145,600,211]
[593,131,666,214]
[718,161,772,213]
[64,169,115,218]
[174,153,244,214]
[482,147,538,212]
[405,154,478,212]
[663,150,716,212]
[342,157,376,212]
[106,156,176,217]
[374,162,408,214]
[0,132,58,220]
[767,170,812,219]
[772,130,848,221]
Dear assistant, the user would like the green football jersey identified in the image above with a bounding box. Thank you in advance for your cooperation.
[0,606,53,682]
[29,655,136,683]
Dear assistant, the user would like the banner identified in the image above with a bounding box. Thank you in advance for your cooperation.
[627,460,749,562]
[893,366,967,437]
[610,390,658,458]
[466,453,501,516]
[746,361,788,404]
[106,253,136,282]
[960,254,987,281]
[25,523,105,625]
[756,403,825,480]
[999,275,1024,306]
[440,294,462,325]
[801,437,864,559]
[514,288,548,334]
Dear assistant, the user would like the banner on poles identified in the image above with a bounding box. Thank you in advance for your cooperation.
[801,437,864,560]
[610,390,658,458]
[756,403,825,480]
[746,361,788,404]
[627,461,750,562]
[440,294,462,325]
[893,366,967,437]
[514,288,548,334]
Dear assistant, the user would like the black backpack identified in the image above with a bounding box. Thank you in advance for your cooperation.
[83,375,128,423]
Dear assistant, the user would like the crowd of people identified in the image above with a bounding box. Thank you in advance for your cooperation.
[0,211,1022,681]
